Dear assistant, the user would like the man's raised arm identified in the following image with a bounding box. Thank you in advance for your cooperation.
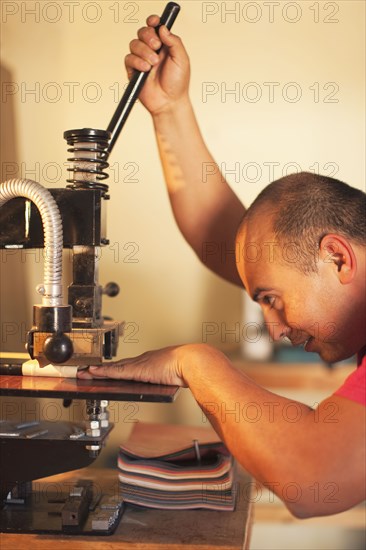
[125,15,245,286]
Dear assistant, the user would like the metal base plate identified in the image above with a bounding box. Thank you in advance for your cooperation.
[0,480,124,536]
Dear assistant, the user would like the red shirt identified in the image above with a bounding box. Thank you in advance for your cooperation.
[334,346,366,406]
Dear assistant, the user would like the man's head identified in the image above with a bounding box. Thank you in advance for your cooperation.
[236,172,366,363]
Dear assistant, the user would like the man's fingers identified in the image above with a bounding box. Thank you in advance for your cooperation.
[125,53,151,75]
[157,26,188,69]
[89,364,127,379]
[146,14,160,27]
[77,369,93,379]
[137,26,162,50]
[158,26,181,50]
[77,363,126,380]
[129,39,159,66]
[87,361,152,382]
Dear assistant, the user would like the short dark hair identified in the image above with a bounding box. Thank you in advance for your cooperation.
[241,172,366,274]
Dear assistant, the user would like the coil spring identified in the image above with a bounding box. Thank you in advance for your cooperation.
[64,128,111,193]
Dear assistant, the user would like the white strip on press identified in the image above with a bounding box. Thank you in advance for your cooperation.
[22,359,79,378]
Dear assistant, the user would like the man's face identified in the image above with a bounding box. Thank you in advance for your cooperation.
[236,219,362,363]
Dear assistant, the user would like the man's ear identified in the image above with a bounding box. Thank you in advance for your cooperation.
[319,234,357,284]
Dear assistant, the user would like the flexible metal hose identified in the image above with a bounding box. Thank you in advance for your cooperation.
[0,178,64,306]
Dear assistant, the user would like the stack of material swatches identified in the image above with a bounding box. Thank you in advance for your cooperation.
[118,422,237,511]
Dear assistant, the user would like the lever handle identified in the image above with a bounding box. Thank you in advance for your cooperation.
[106,2,181,155]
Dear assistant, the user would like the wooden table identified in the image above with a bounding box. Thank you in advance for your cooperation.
[0,467,253,550]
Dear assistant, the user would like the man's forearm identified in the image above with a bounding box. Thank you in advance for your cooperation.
[180,344,313,483]
[179,344,364,517]
[153,99,245,286]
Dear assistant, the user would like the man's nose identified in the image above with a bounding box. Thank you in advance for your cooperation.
[263,309,289,342]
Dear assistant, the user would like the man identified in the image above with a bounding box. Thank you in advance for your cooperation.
[78,15,366,518]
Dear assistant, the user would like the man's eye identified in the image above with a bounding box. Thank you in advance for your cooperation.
[262,296,276,308]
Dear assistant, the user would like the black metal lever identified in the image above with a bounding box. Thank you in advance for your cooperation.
[106,2,180,156]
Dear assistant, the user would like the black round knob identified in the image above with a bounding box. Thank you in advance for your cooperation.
[43,333,73,364]
[103,282,120,297]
